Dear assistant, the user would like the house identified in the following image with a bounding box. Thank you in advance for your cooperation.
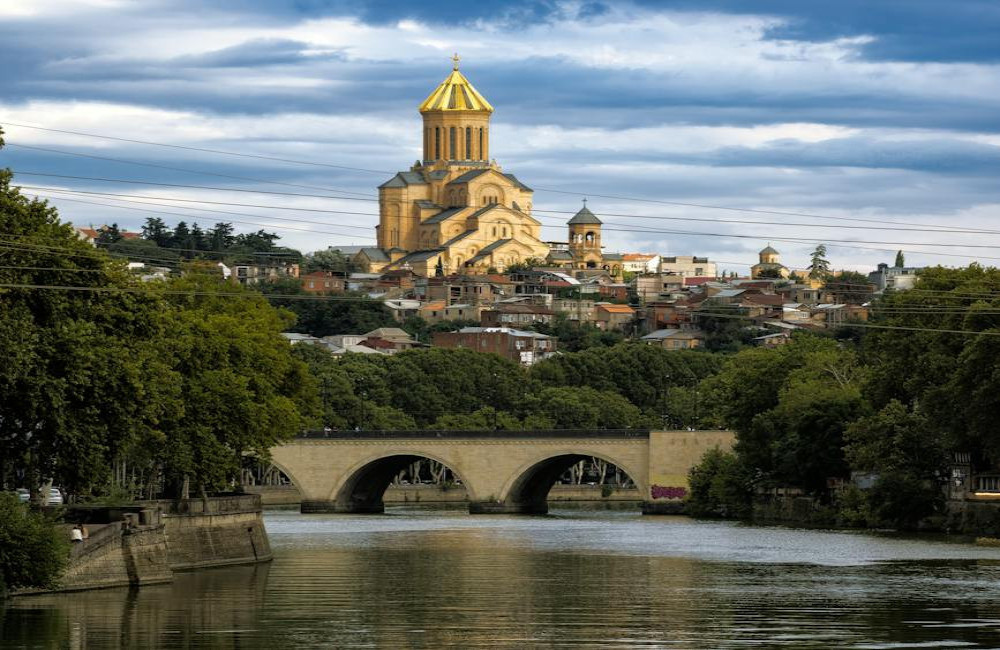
[384,299,422,322]
[420,301,483,323]
[301,271,346,294]
[432,327,557,366]
[622,253,660,274]
[753,332,790,347]
[634,273,685,302]
[551,298,596,323]
[481,303,555,327]
[233,261,300,286]
[658,256,717,278]
[595,303,636,331]
[869,262,923,292]
[640,328,705,350]
[281,333,322,345]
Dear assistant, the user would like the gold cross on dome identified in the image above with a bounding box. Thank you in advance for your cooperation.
[452,53,460,70]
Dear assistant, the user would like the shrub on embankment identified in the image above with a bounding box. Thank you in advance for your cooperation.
[0,493,69,595]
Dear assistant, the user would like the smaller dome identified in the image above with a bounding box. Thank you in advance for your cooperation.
[760,245,779,255]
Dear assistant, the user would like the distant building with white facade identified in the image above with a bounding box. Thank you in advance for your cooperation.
[659,256,717,278]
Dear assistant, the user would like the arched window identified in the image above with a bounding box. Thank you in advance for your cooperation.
[585,231,596,245]
[478,128,483,159]
[502,227,507,237]
[492,227,497,237]
[435,127,441,160]
[449,127,456,160]
[465,127,472,160]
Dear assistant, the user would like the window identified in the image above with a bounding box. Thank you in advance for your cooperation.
[449,127,456,160]
[435,127,441,159]
[478,128,484,159]
[465,127,472,160]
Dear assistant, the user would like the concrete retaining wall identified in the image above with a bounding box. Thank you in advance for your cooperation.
[19,495,270,596]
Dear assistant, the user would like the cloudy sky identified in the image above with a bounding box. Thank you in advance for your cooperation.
[1,0,999,273]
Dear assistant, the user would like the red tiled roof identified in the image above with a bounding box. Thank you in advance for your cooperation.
[598,303,636,314]
[684,276,714,286]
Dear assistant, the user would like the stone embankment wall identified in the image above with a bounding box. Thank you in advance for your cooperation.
[150,495,272,569]
[55,521,173,592]
[20,495,270,596]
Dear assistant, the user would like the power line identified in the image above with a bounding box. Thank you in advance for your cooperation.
[9,171,379,202]
[0,121,389,174]
[5,143,376,198]
[3,120,989,234]
[23,184,1000,237]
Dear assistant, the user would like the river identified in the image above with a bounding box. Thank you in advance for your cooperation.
[6,508,1000,648]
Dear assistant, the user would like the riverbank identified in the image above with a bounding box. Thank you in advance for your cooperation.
[11,495,271,597]
[745,493,1000,536]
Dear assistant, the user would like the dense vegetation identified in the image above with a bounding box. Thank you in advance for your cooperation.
[0,161,318,503]
[688,265,1000,528]
[291,343,720,431]
[0,493,68,593]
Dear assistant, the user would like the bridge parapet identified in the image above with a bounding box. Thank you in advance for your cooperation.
[296,429,650,440]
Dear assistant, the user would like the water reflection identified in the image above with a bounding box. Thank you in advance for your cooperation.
[6,510,1000,648]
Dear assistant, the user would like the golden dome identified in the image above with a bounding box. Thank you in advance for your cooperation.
[418,58,494,113]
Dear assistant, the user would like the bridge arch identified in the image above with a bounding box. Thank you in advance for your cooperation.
[479,448,647,515]
[329,450,478,514]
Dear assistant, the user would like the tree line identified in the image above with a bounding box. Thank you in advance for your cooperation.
[687,264,1000,528]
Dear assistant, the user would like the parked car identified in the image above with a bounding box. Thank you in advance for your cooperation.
[47,488,64,506]
[10,487,64,505]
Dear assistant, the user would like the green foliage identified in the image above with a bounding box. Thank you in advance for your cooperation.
[693,302,758,352]
[823,270,873,304]
[702,335,869,494]
[895,250,905,268]
[0,170,320,499]
[531,315,625,351]
[687,448,753,518]
[302,248,355,274]
[808,244,831,280]
[0,493,69,590]
[259,278,395,336]
[530,343,722,414]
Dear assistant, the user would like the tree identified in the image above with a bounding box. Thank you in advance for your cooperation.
[259,278,396,337]
[0,493,69,591]
[96,223,122,245]
[0,167,172,500]
[303,248,354,274]
[141,217,172,247]
[894,250,905,268]
[823,270,873,304]
[687,448,753,518]
[756,267,783,279]
[208,222,235,251]
[844,401,945,527]
[808,244,831,280]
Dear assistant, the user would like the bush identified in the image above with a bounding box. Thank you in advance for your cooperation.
[0,493,69,592]
[687,448,753,518]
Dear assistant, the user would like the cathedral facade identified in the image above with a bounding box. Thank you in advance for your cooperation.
[355,59,622,278]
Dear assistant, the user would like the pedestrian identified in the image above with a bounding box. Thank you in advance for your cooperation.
[70,524,84,543]
[81,523,89,539]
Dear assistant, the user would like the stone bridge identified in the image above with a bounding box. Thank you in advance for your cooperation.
[270,429,734,514]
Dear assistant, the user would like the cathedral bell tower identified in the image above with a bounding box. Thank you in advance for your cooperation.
[419,54,493,165]
[568,201,602,258]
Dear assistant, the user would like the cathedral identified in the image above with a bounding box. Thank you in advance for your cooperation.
[354,58,622,278]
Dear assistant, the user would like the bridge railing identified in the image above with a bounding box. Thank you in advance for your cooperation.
[295,429,651,440]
